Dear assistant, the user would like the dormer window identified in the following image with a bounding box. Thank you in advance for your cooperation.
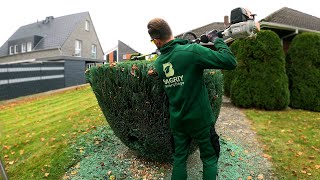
[21,43,27,53]
[27,42,32,52]
[9,46,14,55]
[14,45,18,54]
[85,20,90,31]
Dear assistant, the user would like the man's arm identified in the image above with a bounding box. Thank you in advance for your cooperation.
[193,38,237,70]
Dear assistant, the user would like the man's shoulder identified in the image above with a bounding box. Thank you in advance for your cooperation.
[173,43,197,54]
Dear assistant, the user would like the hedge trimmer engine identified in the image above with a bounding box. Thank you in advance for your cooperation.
[223,7,259,39]
[182,7,260,44]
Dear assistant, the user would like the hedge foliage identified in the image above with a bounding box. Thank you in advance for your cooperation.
[85,60,224,162]
[226,30,290,110]
[286,32,320,112]
[223,40,241,97]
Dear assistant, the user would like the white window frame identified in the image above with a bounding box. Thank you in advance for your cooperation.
[21,43,27,53]
[27,42,32,52]
[86,63,95,69]
[85,20,90,31]
[75,40,82,57]
[9,46,14,55]
[91,44,97,59]
[14,45,18,54]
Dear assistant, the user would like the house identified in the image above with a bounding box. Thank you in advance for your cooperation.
[260,7,320,52]
[175,22,226,40]
[0,12,104,63]
[0,12,105,101]
[105,40,139,63]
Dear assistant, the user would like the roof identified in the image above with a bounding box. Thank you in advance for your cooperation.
[175,22,225,39]
[260,7,320,31]
[0,12,89,57]
[118,40,138,53]
[105,40,139,55]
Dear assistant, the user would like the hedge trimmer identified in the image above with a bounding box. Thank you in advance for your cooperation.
[136,7,260,59]
[182,7,260,44]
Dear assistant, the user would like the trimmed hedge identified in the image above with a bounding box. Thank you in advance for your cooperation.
[286,32,320,112]
[85,60,224,162]
[228,30,290,110]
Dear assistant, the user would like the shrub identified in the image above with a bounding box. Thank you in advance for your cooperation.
[286,32,320,112]
[85,61,224,162]
[229,30,290,110]
[223,40,241,97]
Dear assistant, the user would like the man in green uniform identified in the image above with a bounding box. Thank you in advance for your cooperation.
[147,18,237,180]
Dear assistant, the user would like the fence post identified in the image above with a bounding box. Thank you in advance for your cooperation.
[0,157,9,180]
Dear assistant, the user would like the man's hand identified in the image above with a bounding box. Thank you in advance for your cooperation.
[148,68,158,76]
[206,30,220,43]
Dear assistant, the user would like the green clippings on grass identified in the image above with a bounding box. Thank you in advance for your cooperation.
[65,126,133,180]
[218,138,261,179]
[245,109,320,179]
[66,125,269,180]
[0,85,106,180]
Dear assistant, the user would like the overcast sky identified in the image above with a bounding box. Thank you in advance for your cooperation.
[0,0,319,54]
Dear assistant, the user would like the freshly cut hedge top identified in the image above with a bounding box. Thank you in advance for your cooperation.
[286,32,320,112]
[85,60,223,162]
[228,30,290,110]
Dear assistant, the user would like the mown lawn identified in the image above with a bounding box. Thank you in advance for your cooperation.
[0,85,106,180]
[245,109,320,179]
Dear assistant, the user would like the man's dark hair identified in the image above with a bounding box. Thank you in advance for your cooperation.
[147,18,172,41]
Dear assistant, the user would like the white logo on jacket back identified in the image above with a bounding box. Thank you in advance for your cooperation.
[162,62,184,88]
[163,62,174,78]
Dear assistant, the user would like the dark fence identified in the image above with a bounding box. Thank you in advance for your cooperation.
[0,61,65,100]
[0,59,104,101]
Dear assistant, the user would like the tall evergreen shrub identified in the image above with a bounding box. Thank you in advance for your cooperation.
[223,40,240,97]
[286,32,320,111]
[230,30,290,110]
[85,60,224,162]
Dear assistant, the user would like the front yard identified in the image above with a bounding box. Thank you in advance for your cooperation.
[0,85,319,179]
[245,109,320,179]
[0,86,106,179]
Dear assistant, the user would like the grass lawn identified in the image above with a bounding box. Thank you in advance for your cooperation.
[245,109,320,179]
[0,85,106,180]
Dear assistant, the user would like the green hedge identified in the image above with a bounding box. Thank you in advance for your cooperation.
[223,40,241,97]
[286,32,320,112]
[228,30,290,110]
[85,61,224,162]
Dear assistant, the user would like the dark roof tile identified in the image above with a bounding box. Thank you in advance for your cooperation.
[0,12,88,57]
[175,22,225,39]
[261,7,320,31]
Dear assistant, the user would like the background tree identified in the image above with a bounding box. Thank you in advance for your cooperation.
[286,32,320,112]
[229,30,290,110]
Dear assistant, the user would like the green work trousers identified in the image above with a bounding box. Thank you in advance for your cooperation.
[171,125,220,180]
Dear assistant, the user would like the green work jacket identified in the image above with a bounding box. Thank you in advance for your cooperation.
[154,38,237,132]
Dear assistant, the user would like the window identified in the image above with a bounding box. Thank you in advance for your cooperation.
[86,63,95,69]
[21,43,27,53]
[91,44,97,59]
[14,45,18,54]
[75,40,82,57]
[27,42,32,52]
[85,20,90,31]
[9,46,14,55]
